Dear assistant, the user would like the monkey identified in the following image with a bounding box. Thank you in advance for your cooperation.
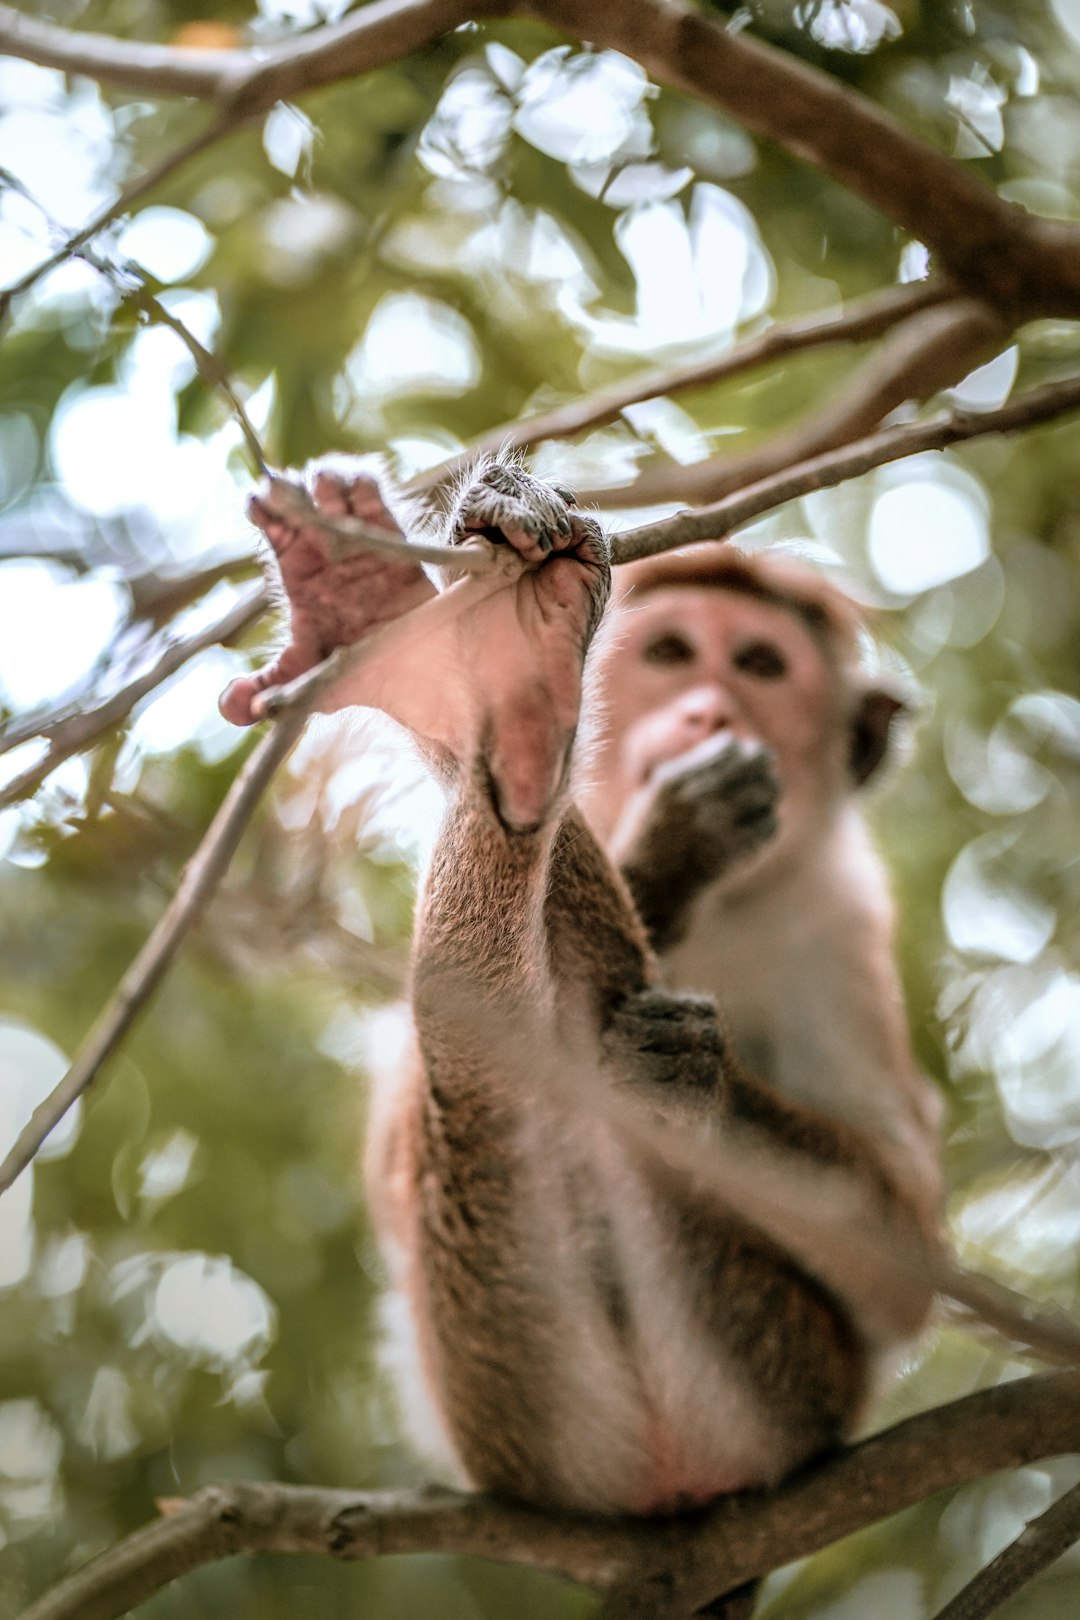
[583,545,943,1232]
[220,457,941,1521]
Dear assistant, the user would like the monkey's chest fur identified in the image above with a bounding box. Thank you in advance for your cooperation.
[391,998,867,1518]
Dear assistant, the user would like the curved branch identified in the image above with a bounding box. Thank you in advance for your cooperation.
[19,1374,1080,1620]
[412,280,956,492]
[0,712,305,1196]
[531,0,1080,316]
[0,0,488,112]
[590,297,1003,510]
[610,371,1080,564]
[0,586,268,807]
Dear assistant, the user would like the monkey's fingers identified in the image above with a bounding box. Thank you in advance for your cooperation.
[219,639,320,726]
[309,461,405,537]
[453,463,577,566]
[220,474,435,727]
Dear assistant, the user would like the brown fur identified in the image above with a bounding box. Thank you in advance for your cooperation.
[228,461,940,1521]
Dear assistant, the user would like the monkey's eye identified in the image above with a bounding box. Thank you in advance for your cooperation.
[642,632,695,666]
[733,640,787,679]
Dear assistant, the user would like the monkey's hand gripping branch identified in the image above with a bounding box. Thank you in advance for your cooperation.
[219,459,608,834]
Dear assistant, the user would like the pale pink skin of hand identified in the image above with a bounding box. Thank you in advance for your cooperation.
[218,469,436,727]
[219,465,605,833]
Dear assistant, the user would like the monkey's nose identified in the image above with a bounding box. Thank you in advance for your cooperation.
[681,685,735,734]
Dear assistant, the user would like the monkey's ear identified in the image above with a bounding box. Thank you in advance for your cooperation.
[849,686,909,787]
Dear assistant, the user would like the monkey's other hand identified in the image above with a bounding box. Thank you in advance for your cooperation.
[446,462,610,833]
[646,733,780,873]
[219,461,435,726]
[618,736,779,949]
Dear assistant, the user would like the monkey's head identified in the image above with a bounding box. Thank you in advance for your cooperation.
[584,544,908,872]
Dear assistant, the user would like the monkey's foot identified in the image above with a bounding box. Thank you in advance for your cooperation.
[219,460,435,726]
[617,736,779,948]
[446,462,610,834]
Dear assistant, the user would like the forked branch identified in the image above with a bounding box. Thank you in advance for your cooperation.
[611,371,1080,563]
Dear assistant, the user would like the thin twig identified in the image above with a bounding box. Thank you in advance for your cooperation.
[410,281,958,492]
[17,1373,1080,1620]
[932,1479,1080,1620]
[0,112,237,319]
[0,586,267,805]
[118,276,271,477]
[0,713,305,1196]
[588,297,1002,510]
[262,476,496,571]
[0,166,272,473]
[610,371,1080,563]
[942,1265,1080,1370]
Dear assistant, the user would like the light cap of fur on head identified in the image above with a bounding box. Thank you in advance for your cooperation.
[617,542,916,786]
[617,542,865,665]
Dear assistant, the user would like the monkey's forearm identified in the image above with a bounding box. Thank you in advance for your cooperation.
[620,845,719,952]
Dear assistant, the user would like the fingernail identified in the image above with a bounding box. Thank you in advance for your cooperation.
[537,535,553,555]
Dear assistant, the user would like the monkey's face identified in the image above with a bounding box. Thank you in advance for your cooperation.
[587,584,844,854]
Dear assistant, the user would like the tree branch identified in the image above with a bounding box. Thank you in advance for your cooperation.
[610,371,1080,563]
[932,1479,1080,1620]
[0,711,305,1196]
[4,0,1080,315]
[411,281,956,491]
[115,274,270,477]
[0,113,239,320]
[589,297,1003,510]
[0,0,489,113]
[18,1373,1080,1620]
[529,0,1080,317]
[261,476,495,571]
[0,586,267,807]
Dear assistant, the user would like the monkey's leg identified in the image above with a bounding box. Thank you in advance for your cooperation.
[400,472,640,1507]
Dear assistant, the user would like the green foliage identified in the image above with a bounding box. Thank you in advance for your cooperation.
[2,0,1080,1616]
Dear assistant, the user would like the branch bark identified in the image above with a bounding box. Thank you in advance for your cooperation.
[0,713,305,1195]
[4,0,1080,315]
[932,1479,1080,1620]
[19,1373,1080,1620]
[412,281,957,491]
[589,297,1004,510]
[610,371,1080,564]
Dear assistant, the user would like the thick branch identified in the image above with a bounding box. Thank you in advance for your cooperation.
[532,0,1080,315]
[0,587,267,806]
[413,281,955,491]
[19,1374,1080,1620]
[4,0,1080,314]
[610,371,1080,563]
[0,0,489,112]
[932,1479,1080,1620]
[590,297,1002,510]
[0,714,305,1195]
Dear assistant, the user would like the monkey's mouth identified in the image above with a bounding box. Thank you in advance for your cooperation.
[639,728,737,788]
